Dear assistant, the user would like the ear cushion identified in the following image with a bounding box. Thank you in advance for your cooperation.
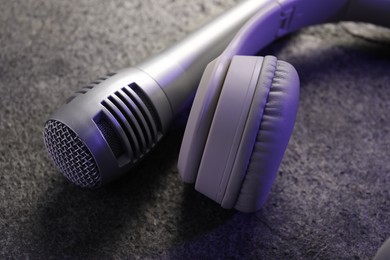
[233,57,299,212]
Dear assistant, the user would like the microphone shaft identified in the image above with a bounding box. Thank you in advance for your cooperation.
[138,0,275,114]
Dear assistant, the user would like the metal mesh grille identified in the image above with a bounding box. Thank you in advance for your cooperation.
[43,120,100,188]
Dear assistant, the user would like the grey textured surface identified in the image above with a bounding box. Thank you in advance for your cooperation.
[1,0,390,259]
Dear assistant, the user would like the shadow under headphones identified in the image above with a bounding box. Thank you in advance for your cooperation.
[43,0,390,213]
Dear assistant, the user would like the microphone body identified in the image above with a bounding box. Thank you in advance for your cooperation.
[44,0,273,188]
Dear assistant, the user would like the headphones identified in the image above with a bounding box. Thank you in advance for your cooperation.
[44,0,390,213]
[178,0,390,212]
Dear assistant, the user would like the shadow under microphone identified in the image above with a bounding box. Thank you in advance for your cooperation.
[43,0,268,188]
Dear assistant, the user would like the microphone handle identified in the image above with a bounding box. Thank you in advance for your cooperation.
[137,0,276,114]
[138,0,390,115]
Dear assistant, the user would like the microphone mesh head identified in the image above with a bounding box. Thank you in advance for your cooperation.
[43,120,100,188]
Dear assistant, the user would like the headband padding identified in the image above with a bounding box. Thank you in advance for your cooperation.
[233,57,299,212]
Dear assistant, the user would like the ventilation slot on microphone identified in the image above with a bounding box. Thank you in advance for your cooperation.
[96,118,124,158]
[66,72,117,103]
[100,83,161,162]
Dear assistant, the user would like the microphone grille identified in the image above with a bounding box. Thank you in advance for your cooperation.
[43,120,100,188]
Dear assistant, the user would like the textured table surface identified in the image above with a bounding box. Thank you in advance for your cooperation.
[1,0,390,259]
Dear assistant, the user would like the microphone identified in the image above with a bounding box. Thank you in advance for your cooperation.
[43,0,273,188]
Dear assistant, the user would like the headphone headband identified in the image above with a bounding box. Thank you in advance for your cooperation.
[224,0,390,58]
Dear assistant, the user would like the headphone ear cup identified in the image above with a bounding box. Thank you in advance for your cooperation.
[193,55,299,212]
[178,55,299,213]
[178,57,230,184]
[232,57,299,212]
[194,55,266,202]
